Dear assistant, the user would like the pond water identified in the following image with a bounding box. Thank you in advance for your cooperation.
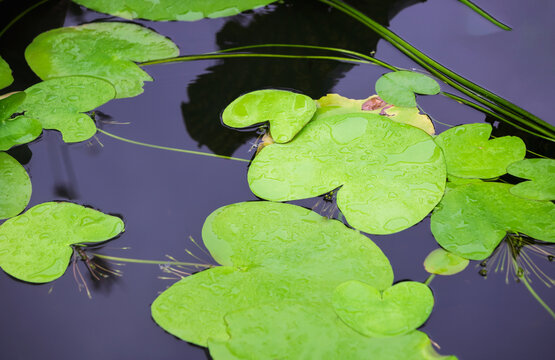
[0,0,553,359]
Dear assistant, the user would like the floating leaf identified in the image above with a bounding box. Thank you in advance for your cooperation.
[424,248,469,275]
[431,182,555,260]
[73,0,278,21]
[507,159,555,200]
[0,202,124,283]
[17,76,115,143]
[222,89,316,143]
[0,92,42,151]
[209,303,455,360]
[25,22,179,98]
[248,113,446,234]
[333,280,434,337]
[0,56,13,90]
[375,71,440,107]
[152,201,393,346]
[434,123,526,178]
[0,152,31,220]
[316,93,435,134]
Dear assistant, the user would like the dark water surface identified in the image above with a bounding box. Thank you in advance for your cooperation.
[0,1,553,359]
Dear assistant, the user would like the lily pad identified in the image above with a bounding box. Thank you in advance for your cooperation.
[0,56,13,90]
[0,92,43,151]
[209,303,456,360]
[0,202,125,283]
[507,159,555,200]
[152,201,393,346]
[431,182,555,260]
[424,248,469,276]
[333,280,434,337]
[73,0,278,21]
[0,152,31,220]
[316,93,435,134]
[18,76,116,143]
[434,123,526,178]
[25,22,179,98]
[375,71,440,107]
[248,113,446,234]
[222,89,316,143]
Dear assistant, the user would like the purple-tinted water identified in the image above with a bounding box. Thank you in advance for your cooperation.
[0,0,553,359]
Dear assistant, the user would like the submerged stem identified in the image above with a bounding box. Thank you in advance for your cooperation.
[514,259,555,320]
[424,274,436,286]
[91,253,212,268]
[0,0,50,38]
[96,128,250,163]
[457,0,512,31]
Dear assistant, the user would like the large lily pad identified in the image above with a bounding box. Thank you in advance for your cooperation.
[0,152,31,220]
[0,56,13,90]
[222,89,316,143]
[375,71,440,107]
[434,123,526,178]
[73,0,278,21]
[0,202,125,283]
[209,303,455,360]
[507,159,555,200]
[25,22,179,98]
[248,113,446,234]
[152,201,393,346]
[431,182,555,260]
[424,248,469,276]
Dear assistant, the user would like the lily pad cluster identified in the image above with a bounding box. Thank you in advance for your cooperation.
[152,201,454,359]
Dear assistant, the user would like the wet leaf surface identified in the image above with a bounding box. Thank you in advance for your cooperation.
[0,152,31,220]
[0,56,13,90]
[507,159,555,200]
[424,248,469,275]
[375,71,440,107]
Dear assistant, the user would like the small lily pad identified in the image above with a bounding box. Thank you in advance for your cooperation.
[73,0,278,21]
[0,152,31,220]
[222,89,316,143]
[431,182,555,260]
[333,280,434,337]
[25,22,179,98]
[0,56,13,90]
[0,202,125,283]
[434,123,526,178]
[424,248,469,275]
[248,113,446,234]
[507,159,555,200]
[0,92,42,151]
[375,71,440,107]
[18,76,116,143]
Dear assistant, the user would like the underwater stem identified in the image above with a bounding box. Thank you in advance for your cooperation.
[0,0,50,38]
[514,259,555,320]
[424,274,436,286]
[457,0,512,30]
[91,253,212,268]
[96,128,250,163]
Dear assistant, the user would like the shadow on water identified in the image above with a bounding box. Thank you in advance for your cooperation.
[181,0,426,156]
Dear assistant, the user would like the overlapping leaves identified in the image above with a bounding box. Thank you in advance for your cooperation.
[0,56,13,90]
[507,159,555,200]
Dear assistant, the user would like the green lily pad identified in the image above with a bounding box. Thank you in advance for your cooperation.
[18,76,115,143]
[0,56,13,90]
[248,113,446,234]
[73,0,278,21]
[0,92,42,151]
[375,71,440,107]
[209,303,456,360]
[434,123,526,178]
[0,202,125,283]
[152,201,393,346]
[222,89,317,143]
[0,152,31,220]
[0,92,26,120]
[333,280,434,337]
[507,159,555,200]
[316,93,435,134]
[25,22,179,98]
[431,182,555,260]
[424,248,469,276]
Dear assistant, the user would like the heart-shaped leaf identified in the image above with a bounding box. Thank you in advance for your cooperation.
[73,0,278,21]
[222,89,316,143]
[507,159,555,200]
[0,202,125,283]
[248,113,446,234]
[0,152,31,220]
[375,71,440,107]
[25,22,179,98]
[333,280,434,337]
[431,182,555,260]
[152,201,393,346]
[424,248,469,276]
[434,123,526,178]
[0,56,13,90]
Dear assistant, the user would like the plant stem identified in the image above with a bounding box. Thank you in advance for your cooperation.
[457,0,512,31]
[424,274,436,286]
[514,259,555,320]
[0,0,50,38]
[96,128,250,163]
[91,253,212,268]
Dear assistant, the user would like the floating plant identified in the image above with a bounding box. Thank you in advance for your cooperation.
[0,152,31,220]
[0,92,42,151]
[0,56,13,90]
[424,248,469,276]
[375,71,440,108]
[507,159,555,201]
